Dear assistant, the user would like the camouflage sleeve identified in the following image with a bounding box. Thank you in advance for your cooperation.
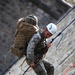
[26,32,41,64]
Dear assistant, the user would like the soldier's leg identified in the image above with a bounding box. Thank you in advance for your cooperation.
[32,60,47,75]
[42,59,54,75]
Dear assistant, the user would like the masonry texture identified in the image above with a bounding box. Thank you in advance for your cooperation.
[5,7,75,75]
[0,0,74,75]
[0,0,50,74]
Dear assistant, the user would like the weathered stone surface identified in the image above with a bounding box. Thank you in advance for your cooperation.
[0,0,74,75]
[5,7,75,75]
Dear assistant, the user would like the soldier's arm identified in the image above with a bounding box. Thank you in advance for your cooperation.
[26,33,41,64]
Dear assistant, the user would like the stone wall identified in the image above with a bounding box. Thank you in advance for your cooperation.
[0,0,50,74]
[5,7,75,75]
[0,0,71,74]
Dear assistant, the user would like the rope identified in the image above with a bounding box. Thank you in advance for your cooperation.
[4,50,11,67]
[22,66,30,75]
[56,6,75,25]
[56,33,63,47]
[22,18,75,75]
[1,6,75,75]
[1,18,75,75]
[1,59,19,75]
[19,58,26,71]
[50,18,75,43]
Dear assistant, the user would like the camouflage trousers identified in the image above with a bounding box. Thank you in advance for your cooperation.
[27,59,54,75]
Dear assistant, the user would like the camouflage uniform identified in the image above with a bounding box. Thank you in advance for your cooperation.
[26,30,54,75]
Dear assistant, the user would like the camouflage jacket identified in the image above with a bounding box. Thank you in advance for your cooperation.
[26,30,48,64]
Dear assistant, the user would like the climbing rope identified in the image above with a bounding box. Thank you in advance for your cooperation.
[22,18,75,75]
[1,59,19,75]
[51,18,75,45]
[1,18,75,75]
[4,50,11,67]
[1,6,75,75]
[56,6,75,24]
[56,33,63,47]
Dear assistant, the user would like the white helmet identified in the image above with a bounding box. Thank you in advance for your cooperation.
[46,23,57,34]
